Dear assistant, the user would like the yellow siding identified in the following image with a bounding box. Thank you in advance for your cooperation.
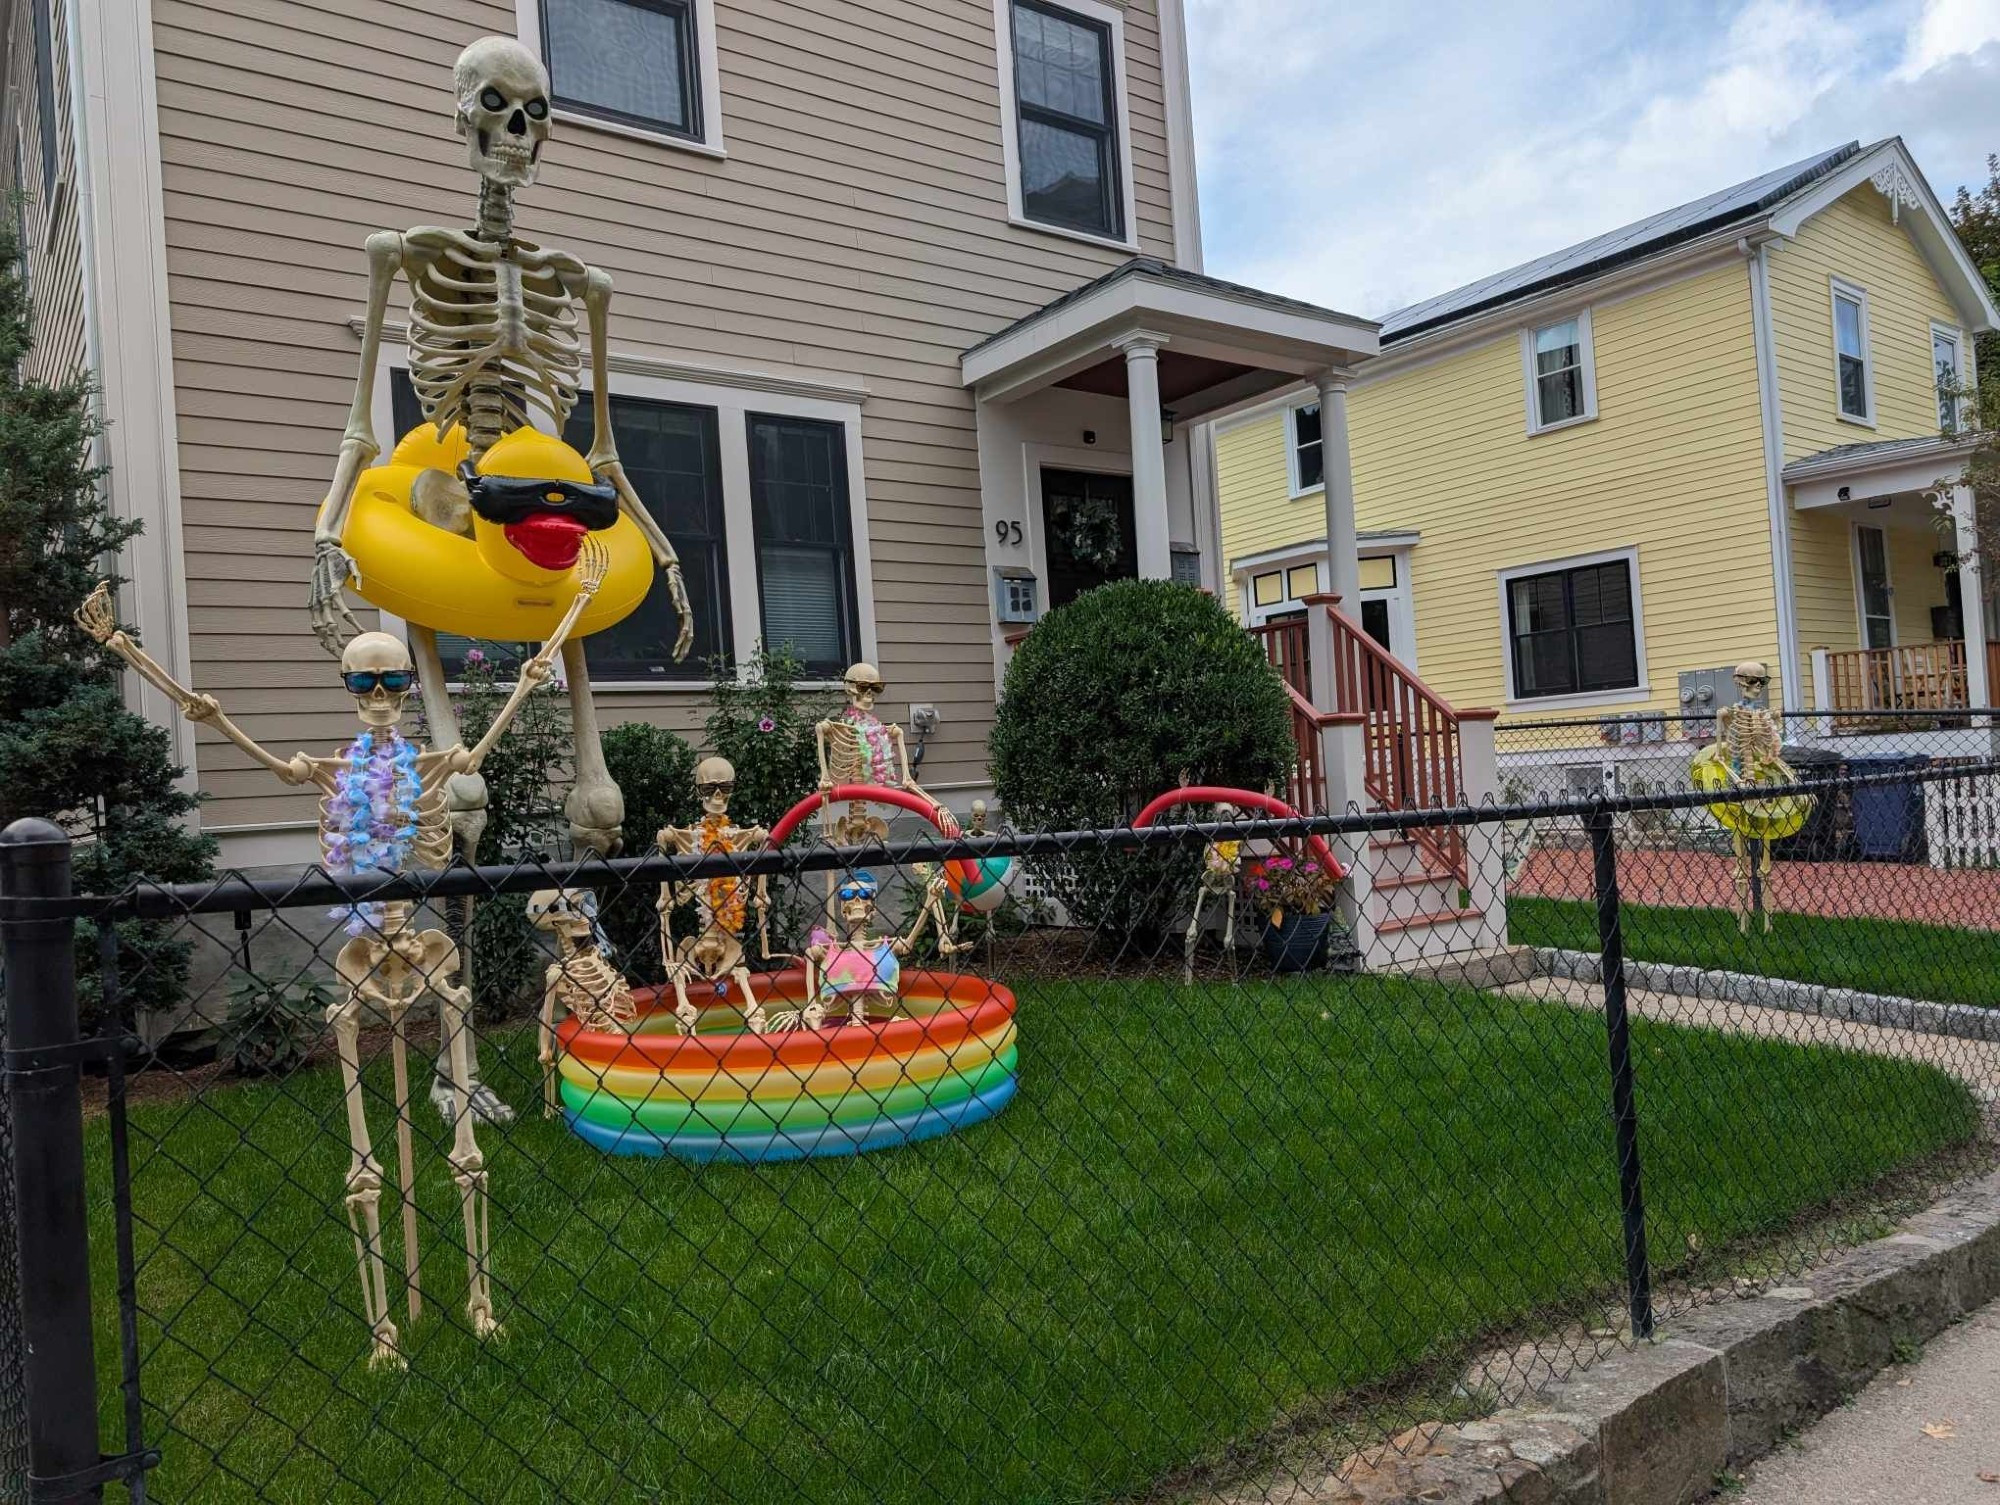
[1790,508,1859,654]
[1887,524,1951,643]
[1218,259,1777,715]
[1768,185,1962,463]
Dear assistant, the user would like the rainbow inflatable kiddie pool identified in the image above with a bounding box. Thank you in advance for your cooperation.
[554,968,1018,1162]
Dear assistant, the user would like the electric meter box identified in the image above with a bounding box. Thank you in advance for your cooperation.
[1677,666,1743,742]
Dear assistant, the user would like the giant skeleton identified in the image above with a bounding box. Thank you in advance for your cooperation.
[76,558,608,1365]
[309,36,693,861]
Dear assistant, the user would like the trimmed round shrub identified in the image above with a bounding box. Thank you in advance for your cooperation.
[989,580,1297,939]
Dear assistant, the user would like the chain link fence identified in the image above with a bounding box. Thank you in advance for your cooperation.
[5,761,2000,1501]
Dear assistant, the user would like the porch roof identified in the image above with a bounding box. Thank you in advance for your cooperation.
[960,256,1379,413]
[1782,432,1984,509]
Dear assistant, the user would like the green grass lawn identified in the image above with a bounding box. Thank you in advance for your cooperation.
[93,976,1978,1504]
[1509,897,2000,1008]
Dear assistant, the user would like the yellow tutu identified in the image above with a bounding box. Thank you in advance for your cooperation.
[1690,744,1814,840]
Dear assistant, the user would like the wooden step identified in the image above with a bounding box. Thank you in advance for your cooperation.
[1375,905,1486,935]
[1370,870,1460,893]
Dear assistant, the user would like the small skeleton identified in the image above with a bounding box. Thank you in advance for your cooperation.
[77,555,605,1366]
[657,757,775,1034]
[308,36,693,863]
[815,663,958,847]
[529,887,638,1119]
[1183,804,1244,985]
[1697,660,1808,935]
[805,871,952,1026]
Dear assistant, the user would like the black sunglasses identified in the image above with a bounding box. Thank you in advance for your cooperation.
[696,780,735,797]
[343,669,417,695]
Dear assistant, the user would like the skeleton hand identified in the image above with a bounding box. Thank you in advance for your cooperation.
[185,692,223,723]
[309,537,361,657]
[575,535,610,596]
[522,659,553,687]
[665,562,693,662]
[74,581,121,647]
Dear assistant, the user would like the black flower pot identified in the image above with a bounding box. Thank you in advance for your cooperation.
[1259,910,1332,972]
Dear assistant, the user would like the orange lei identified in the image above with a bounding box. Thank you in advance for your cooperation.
[697,815,748,935]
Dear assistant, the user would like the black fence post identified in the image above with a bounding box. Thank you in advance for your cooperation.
[1587,802,1655,1341]
[0,819,104,1500]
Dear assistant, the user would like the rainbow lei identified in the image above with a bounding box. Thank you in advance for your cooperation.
[325,729,423,936]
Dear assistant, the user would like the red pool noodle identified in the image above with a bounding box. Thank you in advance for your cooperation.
[1130,786,1346,879]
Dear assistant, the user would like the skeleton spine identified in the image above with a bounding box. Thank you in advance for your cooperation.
[466,181,519,457]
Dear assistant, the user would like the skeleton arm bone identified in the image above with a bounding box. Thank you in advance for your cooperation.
[578,264,694,661]
[456,544,607,773]
[76,584,316,786]
[311,231,406,655]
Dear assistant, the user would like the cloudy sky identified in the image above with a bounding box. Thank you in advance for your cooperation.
[1185,0,2000,320]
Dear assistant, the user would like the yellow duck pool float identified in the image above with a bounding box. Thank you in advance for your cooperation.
[325,422,652,641]
[1689,744,1814,841]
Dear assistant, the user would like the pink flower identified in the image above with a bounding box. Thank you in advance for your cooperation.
[758,716,777,733]
[464,648,486,666]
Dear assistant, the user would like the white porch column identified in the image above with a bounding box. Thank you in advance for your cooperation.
[1314,369,1359,604]
[1116,331,1174,579]
[1955,487,1991,710]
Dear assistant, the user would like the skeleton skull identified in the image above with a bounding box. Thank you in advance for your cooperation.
[694,756,735,819]
[1733,660,1771,706]
[526,887,593,943]
[341,633,416,729]
[842,662,885,714]
[453,37,551,189]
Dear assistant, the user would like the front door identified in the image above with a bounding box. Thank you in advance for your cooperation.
[1041,469,1137,609]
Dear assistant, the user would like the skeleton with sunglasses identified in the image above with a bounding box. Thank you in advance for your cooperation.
[656,756,777,1033]
[76,547,609,1365]
[815,662,958,847]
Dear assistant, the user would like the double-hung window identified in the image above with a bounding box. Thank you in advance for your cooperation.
[537,0,708,144]
[1934,324,1965,432]
[1833,281,1872,423]
[1503,554,1641,701]
[1290,403,1323,493]
[1006,0,1125,242]
[1524,313,1596,432]
[563,395,731,680]
[29,0,55,197]
[748,413,860,679]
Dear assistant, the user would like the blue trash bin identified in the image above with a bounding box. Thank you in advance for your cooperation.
[1845,755,1928,860]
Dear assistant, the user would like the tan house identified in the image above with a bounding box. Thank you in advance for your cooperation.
[3,0,1376,866]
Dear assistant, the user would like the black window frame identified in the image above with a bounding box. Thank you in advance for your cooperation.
[1291,401,1323,492]
[747,412,860,680]
[29,0,56,197]
[1008,0,1124,241]
[539,0,704,143]
[1504,557,1641,701]
[564,391,732,682]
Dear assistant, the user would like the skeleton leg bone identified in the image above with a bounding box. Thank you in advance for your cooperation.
[1183,886,1208,986]
[388,996,421,1326]
[538,971,562,1119]
[730,967,764,1034]
[329,990,402,1369]
[562,639,624,857]
[438,976,502,1342]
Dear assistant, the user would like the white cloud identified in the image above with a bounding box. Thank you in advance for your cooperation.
[1188,0,2000,319]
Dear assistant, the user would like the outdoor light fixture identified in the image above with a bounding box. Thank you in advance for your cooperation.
[1161,408,1177,443]
[1867,497,1892,509]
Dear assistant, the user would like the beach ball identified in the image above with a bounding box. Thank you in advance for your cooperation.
[945,856,1013,914]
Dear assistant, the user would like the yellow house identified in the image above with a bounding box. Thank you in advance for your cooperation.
[1214,139,1999,731]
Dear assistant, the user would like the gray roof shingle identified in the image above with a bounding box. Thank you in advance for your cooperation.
[1380,142,1863,343]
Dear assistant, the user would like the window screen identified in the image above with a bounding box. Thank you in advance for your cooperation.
[1010,1,1122,239]
[542,0,700,139]
[1507,559,1639,699]
[748,413,859,678]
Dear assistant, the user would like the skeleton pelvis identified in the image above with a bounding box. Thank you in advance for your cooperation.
[329,421,651,640]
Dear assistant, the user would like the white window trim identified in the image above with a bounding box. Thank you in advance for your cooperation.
[1931,320,1968,432]
[1830,276,1875,428]
[1851,520,1896,650]
[1285,400,1323,498]
[1519,308,1598,436]
[368,343,876,692]
[991,0,1140,254]
[514,0,727,160]
[1495,545,1649,710]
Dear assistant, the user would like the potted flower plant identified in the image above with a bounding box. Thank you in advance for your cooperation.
[1247,852,1340,971]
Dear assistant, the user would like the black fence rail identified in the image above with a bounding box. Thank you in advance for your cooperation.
[3,763,2000,1502]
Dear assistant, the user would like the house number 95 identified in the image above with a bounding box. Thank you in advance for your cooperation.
[995,520,1024,546]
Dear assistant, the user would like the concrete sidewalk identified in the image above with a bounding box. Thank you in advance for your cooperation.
[1731,1296,2000,1503]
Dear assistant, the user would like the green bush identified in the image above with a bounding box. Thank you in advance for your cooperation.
[989,580,1296,938]
[601,721,699,981]
[209,972,332,1077]
[705,642,835,828]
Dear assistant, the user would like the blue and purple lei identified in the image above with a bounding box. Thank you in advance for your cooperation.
[325,729,422,936]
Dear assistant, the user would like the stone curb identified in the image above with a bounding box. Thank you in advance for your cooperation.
[1294,1168,2000,1504]
[1531,947,2000,1046]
